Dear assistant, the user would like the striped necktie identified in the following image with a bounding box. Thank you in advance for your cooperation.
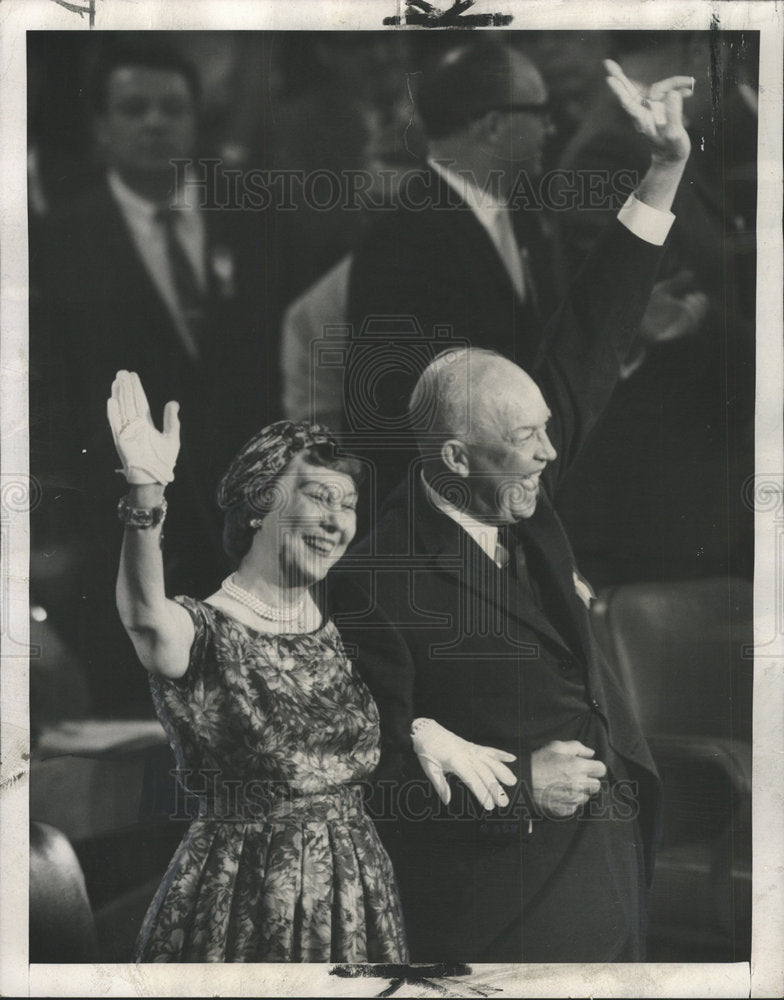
[157,207,206,359]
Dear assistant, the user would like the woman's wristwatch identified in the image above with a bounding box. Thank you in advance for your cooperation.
[117,495,168,529]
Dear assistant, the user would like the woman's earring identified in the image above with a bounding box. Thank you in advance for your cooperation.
[249,518,264,530]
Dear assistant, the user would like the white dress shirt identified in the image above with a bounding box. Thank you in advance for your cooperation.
[427,155,675,252]
[107,170,207,360]
[421,471,505,567]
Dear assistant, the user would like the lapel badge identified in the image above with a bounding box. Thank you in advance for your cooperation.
[211,244,236,299]
[572,570,596,609]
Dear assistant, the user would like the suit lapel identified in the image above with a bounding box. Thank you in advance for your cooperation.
[427,168,526,307]
[99,186,169,314]
[100,183,203,368]
[409,481,577,659]
[426,169,544,365]
[519,490,595,661]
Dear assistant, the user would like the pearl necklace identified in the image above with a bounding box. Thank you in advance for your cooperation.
[221,574,307,623]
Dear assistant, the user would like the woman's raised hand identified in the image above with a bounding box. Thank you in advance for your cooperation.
[107,370,180,485]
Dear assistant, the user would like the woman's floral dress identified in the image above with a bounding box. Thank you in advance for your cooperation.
[135,597,408,963]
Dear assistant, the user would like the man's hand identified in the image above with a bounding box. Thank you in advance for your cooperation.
[412,719,517,810]
[604,58,692,165]
[531,740,607,819]
[640,270,709,345]
[621,270,710,377]
[107,370,180,485]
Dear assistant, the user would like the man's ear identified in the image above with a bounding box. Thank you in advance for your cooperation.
[441,439,470,477]
[465,112,495,149]
[481,110,505,145]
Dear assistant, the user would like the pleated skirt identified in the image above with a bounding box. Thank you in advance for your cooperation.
[134,785,408,963]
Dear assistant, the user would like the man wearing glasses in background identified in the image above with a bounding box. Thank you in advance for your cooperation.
[346,41,558,505]
[345,39,702,517]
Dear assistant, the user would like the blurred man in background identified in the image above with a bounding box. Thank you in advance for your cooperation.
[343,40,559,528]
[342,37,706,530]
[30,40,270,716]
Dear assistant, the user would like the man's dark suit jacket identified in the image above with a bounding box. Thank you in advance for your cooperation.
[331,217,666,962]
[344,166,552,507]
[30,180,272,715]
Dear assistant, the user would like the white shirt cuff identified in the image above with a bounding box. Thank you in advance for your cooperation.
[617,194,675,246]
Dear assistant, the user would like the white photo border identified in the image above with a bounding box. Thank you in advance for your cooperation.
[2,1,781,996]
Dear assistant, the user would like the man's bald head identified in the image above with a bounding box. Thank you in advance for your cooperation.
[410,348,556,522]
[409,348,541,451]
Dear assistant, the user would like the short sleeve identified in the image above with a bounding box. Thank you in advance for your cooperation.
[159,595,213,691]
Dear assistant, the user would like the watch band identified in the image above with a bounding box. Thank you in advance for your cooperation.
[117,495,168,529]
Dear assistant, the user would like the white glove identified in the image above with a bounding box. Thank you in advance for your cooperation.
[412,718,517,811]
[106,370,180,485]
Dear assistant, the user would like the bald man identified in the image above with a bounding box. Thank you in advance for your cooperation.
[332,61,695,961]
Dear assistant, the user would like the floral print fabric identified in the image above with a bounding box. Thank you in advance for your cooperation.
[135,597,408,963]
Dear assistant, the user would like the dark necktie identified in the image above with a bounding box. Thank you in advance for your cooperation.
[157,208,206,359]
[497,522,540,607]
[509,207,550,328]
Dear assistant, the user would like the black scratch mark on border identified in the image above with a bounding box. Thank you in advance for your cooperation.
[50,0,97,29]
[0,770,27,793]
[403,71,422,157]
[384,0,513,29]
[708,11,723,134]
[331,964,503,998]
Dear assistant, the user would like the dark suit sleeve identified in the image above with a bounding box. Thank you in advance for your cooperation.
[551,124,648,286]
[346,199,542,426]
[348,212,427,340]
[346,212,466,428]
[344,216,430,495]
[534,218,667,490]
[30,212,95,490]
[328,572,416,778]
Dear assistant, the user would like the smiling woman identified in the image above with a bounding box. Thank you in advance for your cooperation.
[106,371,407,963]
[214,427,361,632]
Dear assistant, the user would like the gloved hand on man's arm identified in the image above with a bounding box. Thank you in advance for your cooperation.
[411,718,517,810]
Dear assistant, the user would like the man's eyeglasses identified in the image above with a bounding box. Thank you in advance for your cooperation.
[477,102,553,125]
[493,102,552,122]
